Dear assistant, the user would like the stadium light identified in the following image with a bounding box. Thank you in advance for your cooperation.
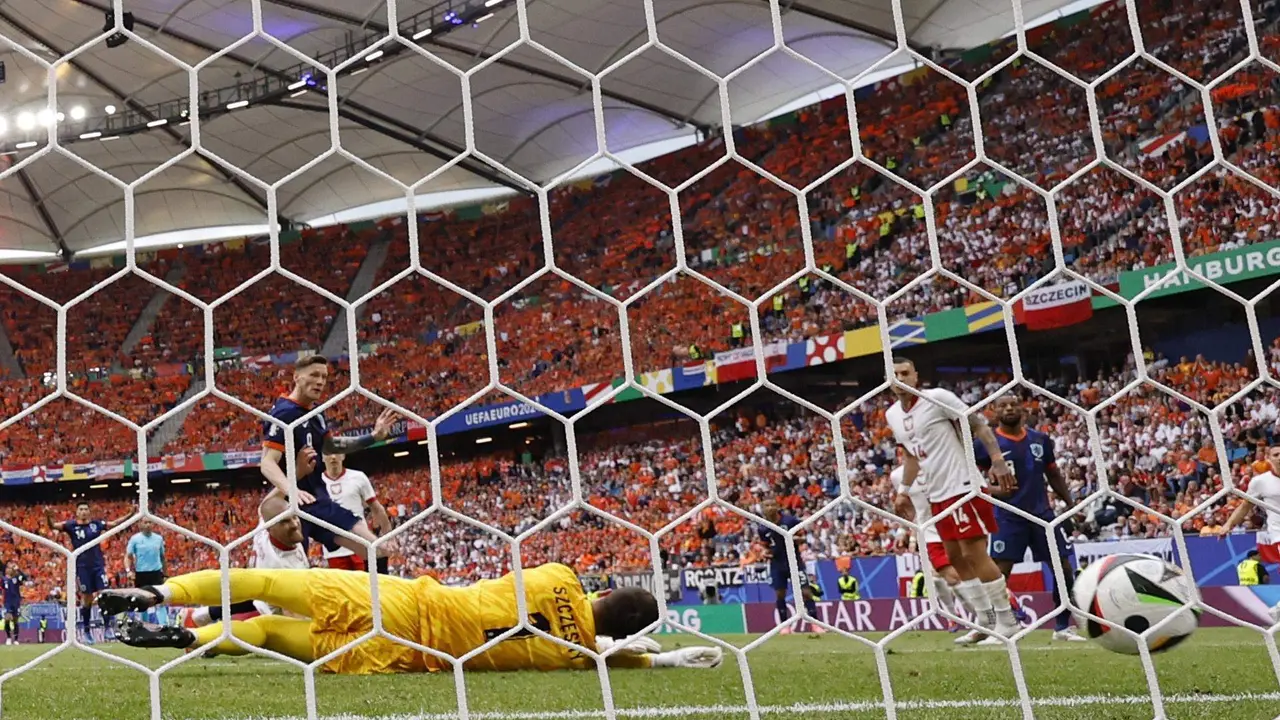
[417,439,429,445]
[365,50,383,62]
[287,80,306,90]
[104,104,117,114]
[121,482,133,488]
[289,90,307,98]
[509,422,530,429]
[350,67,368,76]
[15,112,33,130]
[89,484,108,490]
[70,106,86,120]
[36,108,51,126]
[227,100,249,110]
[80,131,101,139]
[476,437,493,444]
[147,118,167,127]
[15,141,37,149]
[0,117,6,136]
[412,28,432,40]
[100,135,119,141]
[484,0,503,6]
[475,13,494,23]
[171,478,191,484]
[393,451,409,457]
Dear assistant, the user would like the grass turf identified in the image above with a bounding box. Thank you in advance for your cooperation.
[0,627,1276,719]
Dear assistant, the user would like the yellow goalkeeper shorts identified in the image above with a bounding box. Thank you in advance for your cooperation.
[305,569,428,675]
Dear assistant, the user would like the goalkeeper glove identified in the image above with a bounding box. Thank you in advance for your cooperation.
[595,635,662,655]
[651,646,723,669]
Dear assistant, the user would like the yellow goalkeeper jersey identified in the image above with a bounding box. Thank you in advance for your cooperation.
[417,563,598,671]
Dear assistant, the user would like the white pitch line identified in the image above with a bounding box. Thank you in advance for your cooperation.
[248,692,1280,720]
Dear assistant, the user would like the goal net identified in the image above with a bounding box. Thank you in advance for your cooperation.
[0,0,1278,718]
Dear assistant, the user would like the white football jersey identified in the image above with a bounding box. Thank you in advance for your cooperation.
[891,466,940,544]
[886,387,987,503]
[321,469,376,559]
[250,527,309,618]
[1247,470,1280,536]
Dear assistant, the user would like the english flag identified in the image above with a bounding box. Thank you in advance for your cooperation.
[1017,280,1093,331]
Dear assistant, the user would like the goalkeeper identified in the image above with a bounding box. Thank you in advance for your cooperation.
[97,563,721,673]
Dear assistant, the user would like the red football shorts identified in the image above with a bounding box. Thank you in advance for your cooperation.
[925,541,951,571]
[1258,543,1280,564]
[930,494,998,541]
[326,555,367,571]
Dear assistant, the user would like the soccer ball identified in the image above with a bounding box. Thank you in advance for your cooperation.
[1073,553,1199,655]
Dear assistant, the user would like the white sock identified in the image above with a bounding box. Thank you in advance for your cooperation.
[956,579,995,628]
[191,607,212,627]
[982,577,1016,627]
[932,578,958,613]
[155,584,175,602]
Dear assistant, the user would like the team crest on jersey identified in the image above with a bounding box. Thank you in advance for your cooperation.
[904,416,915,431]
[328,482,342,496]
[1030,443,1044,459]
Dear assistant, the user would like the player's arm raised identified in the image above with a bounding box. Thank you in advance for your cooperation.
[43,508,65,533]
[105,512,133,530]
[324,408,401,454]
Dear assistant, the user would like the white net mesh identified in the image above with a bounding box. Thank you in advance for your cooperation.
[0,0,1279,717]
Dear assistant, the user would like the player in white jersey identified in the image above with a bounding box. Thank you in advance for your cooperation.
[176,494,310,628]
[1218,444,1280,622]
[884,357,1020,641]
[321,454,391,573]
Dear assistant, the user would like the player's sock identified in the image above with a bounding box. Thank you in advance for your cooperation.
[802,596,818,618]
[190,607,213,627]
[955,579,994,628]
[932,579,958,612]
[376,556,390,575]
[79,606,92,635]
[775,596,790,623]
[205,601,259,624]
[981,577,1016,628]
[1053,567,1075,632]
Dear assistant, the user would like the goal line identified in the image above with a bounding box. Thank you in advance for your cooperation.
[250,691,1280,720]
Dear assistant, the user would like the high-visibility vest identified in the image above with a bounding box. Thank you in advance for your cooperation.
[851,186,861,200]
[886,157,898,170]
[798,277,809,292]
[731,323,745,339]
[772,295,784,312]
[912,204,926,220]
[909,571,927,598]
[689,344,701,360]
[846,242,857,259]
[807,581,823,600]
[940,113,952,127]
[837,574,860,600]
[879,222,891,237]
[911,136,922,147]
[822,263,834,274]
[1239,558,1263,586]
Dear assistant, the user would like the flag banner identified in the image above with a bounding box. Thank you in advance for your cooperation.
[1018,280,1093,330]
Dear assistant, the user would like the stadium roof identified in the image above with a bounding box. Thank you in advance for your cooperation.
[0,0,1087,259]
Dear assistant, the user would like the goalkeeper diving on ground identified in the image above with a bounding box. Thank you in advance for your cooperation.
[97,560,722,673]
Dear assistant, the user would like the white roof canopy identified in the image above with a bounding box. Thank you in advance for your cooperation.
[0,0,1083,256]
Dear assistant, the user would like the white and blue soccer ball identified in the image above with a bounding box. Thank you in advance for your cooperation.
[1073,553,1199,655]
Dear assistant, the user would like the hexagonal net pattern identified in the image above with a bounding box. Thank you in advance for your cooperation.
[2,0,1280,718]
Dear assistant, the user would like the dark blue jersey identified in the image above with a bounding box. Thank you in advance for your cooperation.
[263,396,328,499]
[62,520,107,567]
[975,428,1057,518]
[2,575,22,606]
[759,513,799,567]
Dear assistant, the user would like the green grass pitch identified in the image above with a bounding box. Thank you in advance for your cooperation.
[0,628,1276,719]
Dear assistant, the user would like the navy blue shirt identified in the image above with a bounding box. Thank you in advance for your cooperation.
[263,396,328,499]
[975,428,1057,519]
[759,513,799,567]
[62,520,107,567]
[3,574,22,606]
